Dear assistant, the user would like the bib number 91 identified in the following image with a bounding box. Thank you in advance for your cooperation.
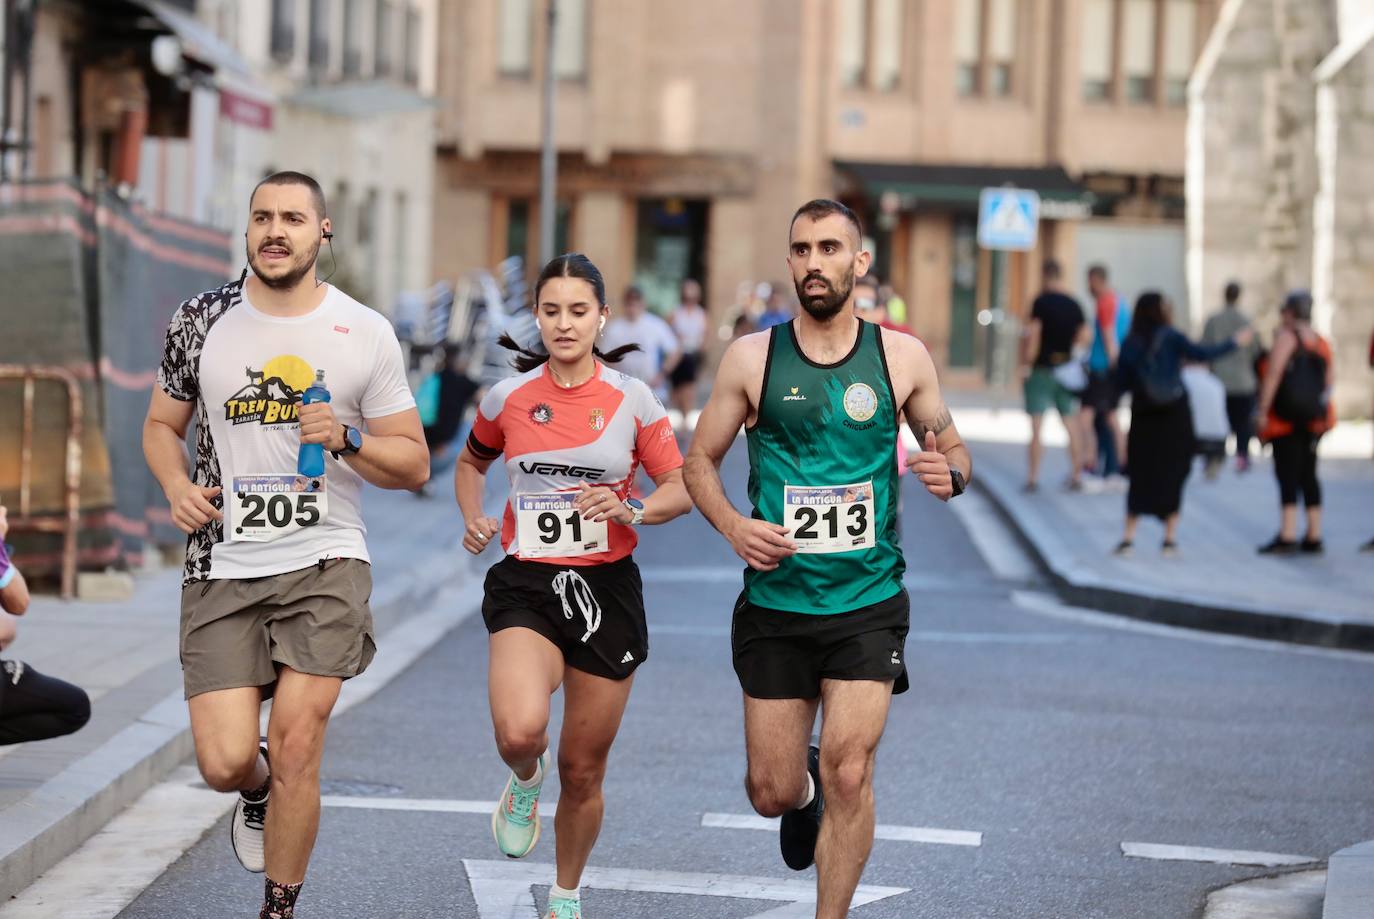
[516,493,608,558]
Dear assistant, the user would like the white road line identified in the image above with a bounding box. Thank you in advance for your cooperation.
[1013,590,1374,663]
[1121,842,1317,868]
[652,623,1094,644]
[321,796,558,817]
[702,813,983,847]
[463,858,909,918]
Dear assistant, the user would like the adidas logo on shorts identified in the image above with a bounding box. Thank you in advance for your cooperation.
[621,651,635,664]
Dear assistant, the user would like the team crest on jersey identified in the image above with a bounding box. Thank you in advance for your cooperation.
[224,356,313,426]
[529,403,554,425]
[588,408,606,431]
[843,383,878,423]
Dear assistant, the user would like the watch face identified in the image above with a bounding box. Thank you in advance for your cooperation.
[346,426,363,451]
[627,498,645,510]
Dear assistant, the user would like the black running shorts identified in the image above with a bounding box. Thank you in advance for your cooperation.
[731,588,910,699]
[482,555,647,680]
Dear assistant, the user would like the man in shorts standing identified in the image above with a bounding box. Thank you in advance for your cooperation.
[684,199,971,919]
[1019,259,1089,492]
[143,171,427,919]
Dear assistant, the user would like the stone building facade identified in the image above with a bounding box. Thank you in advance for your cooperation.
[436,0,1219,377]
[1190,0,1373,414]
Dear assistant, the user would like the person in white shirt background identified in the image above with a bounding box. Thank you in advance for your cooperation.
[601,286,682,403]
[668,278,708,427]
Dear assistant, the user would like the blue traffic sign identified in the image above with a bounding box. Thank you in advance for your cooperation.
[977,187,1041,251]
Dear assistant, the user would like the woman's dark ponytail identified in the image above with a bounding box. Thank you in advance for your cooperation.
[499,253,640,372]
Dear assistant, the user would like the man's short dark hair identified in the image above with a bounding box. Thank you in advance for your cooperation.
[790,199,863,245]
[623,285,645,302]
[1042,259,1062,281]
[1087,264,1108,281]
[252,170,327,219]
[1224,281,1241,304]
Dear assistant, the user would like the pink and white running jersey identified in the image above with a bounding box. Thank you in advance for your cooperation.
[467,362,683,565]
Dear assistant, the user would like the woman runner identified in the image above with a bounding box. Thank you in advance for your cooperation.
[455,253,691,919]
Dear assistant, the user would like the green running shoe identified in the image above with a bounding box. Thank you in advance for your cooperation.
[545,895,582,919]
[491,753,547,858]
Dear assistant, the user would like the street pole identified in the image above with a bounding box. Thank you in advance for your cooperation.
[537,0,558,267]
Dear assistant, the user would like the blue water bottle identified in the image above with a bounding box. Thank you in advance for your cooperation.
[297,369,330,477]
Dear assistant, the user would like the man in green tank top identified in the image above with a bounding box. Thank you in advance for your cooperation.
[685,199,972,919]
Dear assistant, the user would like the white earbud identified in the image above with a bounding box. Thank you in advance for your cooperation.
[599,317,606,331]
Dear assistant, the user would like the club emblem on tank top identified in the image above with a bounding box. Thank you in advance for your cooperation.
[529,402,554,425]
[588,408,606,431]
[842,382,879,430]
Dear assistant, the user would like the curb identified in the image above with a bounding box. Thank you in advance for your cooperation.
[0,545,471,903]
[973,469,1374,653]
[1323,840,1374,919]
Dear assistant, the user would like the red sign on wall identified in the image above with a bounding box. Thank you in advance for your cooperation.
[219,89,273,131]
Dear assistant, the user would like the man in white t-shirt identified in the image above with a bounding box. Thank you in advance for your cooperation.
[601,285,681,401]
[143,172,428,919]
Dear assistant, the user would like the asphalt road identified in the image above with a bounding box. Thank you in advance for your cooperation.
[114,447,1374,918]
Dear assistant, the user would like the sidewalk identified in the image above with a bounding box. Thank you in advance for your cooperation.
[0,482,474,901]
[958,406,1374,649]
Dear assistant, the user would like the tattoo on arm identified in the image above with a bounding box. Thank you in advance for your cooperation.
[912,402,954,441]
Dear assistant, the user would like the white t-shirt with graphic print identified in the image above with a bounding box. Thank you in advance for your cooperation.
[158,279,415,584]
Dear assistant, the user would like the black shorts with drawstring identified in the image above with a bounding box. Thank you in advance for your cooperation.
[481,554,647,680]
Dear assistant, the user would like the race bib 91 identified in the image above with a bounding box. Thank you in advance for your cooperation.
[230,474,327,542]
[515,492,608,559]
[783,481,875,554]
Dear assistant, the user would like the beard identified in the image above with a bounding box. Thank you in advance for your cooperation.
[794,264,855,322]
[246,237,321,291]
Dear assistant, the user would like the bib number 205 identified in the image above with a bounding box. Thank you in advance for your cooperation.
[515,493,608,558]
[783,482,875,554]
[231,474,328,542]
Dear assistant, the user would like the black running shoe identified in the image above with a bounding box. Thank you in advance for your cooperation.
[779,745,824,871]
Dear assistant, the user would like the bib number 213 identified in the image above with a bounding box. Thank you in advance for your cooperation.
[783,482,875,554]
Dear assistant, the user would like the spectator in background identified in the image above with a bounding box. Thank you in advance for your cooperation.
[1256,291,1335,555]
[669,278,708,424]
[1202,281,1262,472]
[0,504,91,746]
[879,281,909,328]
[855,276,911,334]
[1112,292,1251,557]
[601,285,681,402]
[1019,259,1090,494]
[1080,264,1129,482]
[1181,360,1230,480]
[755,283,795,329]
[417,345,481,496]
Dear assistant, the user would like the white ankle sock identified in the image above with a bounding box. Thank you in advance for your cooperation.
[515,757,544,789]
[550,883,580,901]
[798,772,815,809]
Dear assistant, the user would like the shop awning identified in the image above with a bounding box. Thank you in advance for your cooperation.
[131,0,276,128]
[835,161,1094,214]
[286,81,436,119]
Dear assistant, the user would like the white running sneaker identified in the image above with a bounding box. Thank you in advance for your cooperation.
[231,744,269,873]
[492,753,547,858]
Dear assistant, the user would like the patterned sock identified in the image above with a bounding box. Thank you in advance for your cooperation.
[259,877,303,919]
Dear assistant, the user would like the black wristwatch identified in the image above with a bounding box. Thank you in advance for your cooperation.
[949,468,966,498]
[331,424,363,459]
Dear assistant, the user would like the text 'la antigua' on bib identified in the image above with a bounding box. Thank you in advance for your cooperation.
[515,492,608,559]
[783,481,875,554]
[230,474,328,542]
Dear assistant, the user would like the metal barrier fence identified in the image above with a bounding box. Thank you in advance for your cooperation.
[0,365,83,598]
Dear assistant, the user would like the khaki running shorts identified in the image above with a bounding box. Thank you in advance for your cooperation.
[180,558,375,700]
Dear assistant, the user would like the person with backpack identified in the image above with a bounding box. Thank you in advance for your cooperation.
[1255,291,1335,555]
[1111,292,1252,557]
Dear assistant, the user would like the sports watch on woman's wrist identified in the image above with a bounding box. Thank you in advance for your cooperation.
[624,497,646,525]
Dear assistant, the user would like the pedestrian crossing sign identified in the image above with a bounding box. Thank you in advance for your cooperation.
[977,187,1040,251]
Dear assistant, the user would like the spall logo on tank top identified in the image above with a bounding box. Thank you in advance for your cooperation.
[224,355,314,426]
